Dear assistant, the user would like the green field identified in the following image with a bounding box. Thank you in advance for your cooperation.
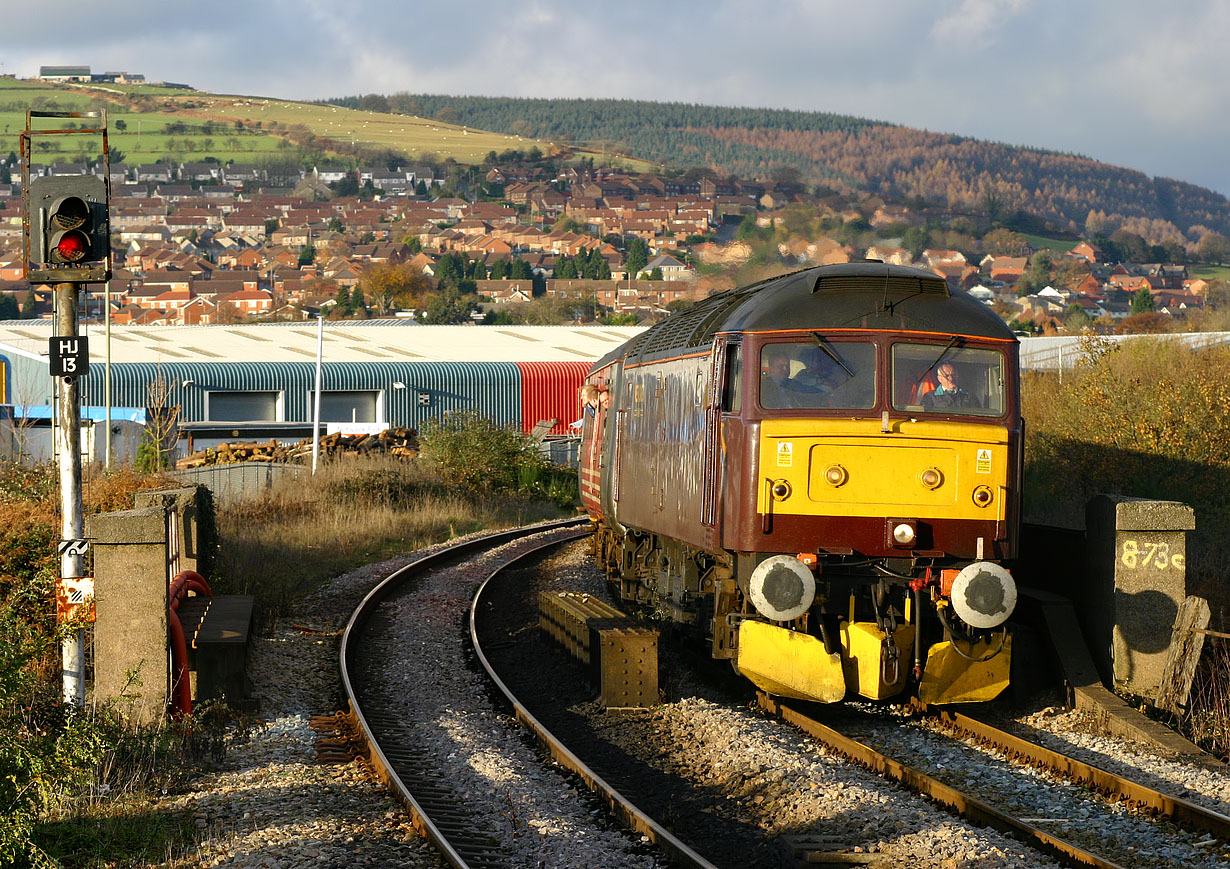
[1021,233,1080,255]
[0,77,577,169]
[1189,265,1230,281]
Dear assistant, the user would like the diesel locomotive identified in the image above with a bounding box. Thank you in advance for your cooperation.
[578,262,1022,704]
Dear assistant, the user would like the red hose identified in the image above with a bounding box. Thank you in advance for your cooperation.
[168,571,212,718]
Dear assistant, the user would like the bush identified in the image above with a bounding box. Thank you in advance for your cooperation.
[0,607,110,866]
[1022,336,1230,590]
[0,462,207,865]
[419,412,549,494]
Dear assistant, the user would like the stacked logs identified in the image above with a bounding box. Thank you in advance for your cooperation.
[175,427,419,469]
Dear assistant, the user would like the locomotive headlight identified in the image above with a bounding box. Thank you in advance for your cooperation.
[919,468,943,490]
[770,480,791,500]
[892,522,917,545]
[972,485,994,507]
[824,464,848,487]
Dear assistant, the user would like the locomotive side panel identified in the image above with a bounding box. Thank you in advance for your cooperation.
[613,354,710,550]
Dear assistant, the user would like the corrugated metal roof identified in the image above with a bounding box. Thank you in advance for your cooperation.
[72,361,524,428]
[0,323,647,365]
[515,362,591,435]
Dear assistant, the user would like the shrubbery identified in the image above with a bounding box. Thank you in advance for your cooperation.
[419,411,577,506]
[0,463,190,866]
[1022,338,1230,584]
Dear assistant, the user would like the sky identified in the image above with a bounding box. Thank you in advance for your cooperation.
[9,0,1230,196]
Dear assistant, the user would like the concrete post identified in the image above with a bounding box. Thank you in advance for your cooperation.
[86,507,168,725]
[1085,495,1195,696]
[132,485,215,580]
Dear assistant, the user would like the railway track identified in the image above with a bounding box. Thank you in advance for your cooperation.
[469,534,719,869]
[339,520,712,869]
[758,694,1230,868]
[340,522,1230,868]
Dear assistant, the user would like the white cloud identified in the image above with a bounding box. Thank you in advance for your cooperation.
[930,0,1031,44]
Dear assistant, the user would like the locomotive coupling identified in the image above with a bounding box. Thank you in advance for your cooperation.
[947,561,1017,629]
[748,555,816,622]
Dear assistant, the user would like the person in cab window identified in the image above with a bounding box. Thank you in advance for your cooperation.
[760,347,795,409]
[789,348,837,406]
[921,362,979,409]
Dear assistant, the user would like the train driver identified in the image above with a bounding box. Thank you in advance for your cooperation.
[760,346,795,409]
[921,362,979,409]
[789,348,838,405]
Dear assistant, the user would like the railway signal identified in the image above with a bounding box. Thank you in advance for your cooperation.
[22,110,111,712]
[26,174,111,284]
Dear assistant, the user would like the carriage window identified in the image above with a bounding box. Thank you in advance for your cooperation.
[759,340,875,410]
[891,343,1005,416]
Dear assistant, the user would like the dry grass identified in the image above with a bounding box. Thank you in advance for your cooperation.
[1022,337,1230,590]
[213,455,569,628]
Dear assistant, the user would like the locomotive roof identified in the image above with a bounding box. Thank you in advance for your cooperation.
[599,262,1016,368]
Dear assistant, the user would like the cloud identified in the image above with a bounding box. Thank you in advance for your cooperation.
[929,0,1031,44]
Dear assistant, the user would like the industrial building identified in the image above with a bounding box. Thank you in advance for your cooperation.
[0,321,644,462]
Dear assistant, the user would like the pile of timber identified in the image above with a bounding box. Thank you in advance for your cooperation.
[175,427,419,469]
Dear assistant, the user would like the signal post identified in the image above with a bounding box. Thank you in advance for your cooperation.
[21,111,112,711]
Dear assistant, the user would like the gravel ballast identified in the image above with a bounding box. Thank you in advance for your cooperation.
[158,529,1230,868]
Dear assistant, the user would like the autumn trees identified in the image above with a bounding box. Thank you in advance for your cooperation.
[356,262,432,316]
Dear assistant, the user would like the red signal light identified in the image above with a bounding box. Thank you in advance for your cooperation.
[52,231,89,263]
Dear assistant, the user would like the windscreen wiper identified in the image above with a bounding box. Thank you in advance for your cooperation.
[917,336,960,384]
[810,332,855,377]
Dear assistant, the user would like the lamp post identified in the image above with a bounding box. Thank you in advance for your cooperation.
[311,314,323,473]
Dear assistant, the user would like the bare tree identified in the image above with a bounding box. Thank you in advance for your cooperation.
[138,367,181,472]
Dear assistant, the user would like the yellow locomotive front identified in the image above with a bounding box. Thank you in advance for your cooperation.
[730,331,1022,705]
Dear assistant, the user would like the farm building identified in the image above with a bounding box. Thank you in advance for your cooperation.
[0,321,645,461]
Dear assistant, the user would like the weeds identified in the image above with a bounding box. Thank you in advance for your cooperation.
[214,446,572,631]
[1023,337,1230,588]
[1186,639,1230,756]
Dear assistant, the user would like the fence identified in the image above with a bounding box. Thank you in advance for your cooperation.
[168,461,305,504]
[538,436,580,468]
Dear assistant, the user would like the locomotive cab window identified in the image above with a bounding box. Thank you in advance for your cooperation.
[721,343,742,413]
[891,343,1005,416]
[759,340,875,411]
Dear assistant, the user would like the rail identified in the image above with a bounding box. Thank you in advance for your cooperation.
[470,534,718,869]
[758,693,1128,869]
[339,518,585,869]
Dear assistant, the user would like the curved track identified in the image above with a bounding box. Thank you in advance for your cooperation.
[340,520,714,869]
[469,537,718,869]
[340,519,584,869]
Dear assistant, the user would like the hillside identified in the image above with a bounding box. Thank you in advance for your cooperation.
[0,78,563,169]
[10,76,1229,240]
[355,94,1230,238]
